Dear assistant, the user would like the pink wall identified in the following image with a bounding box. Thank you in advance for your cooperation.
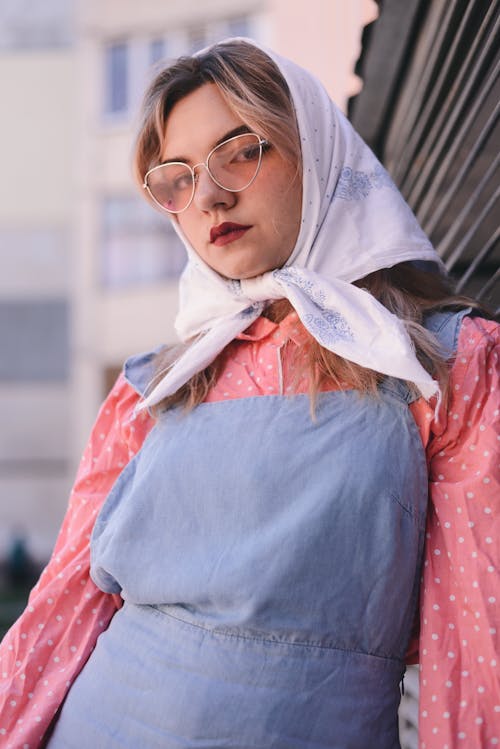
[269,0,378,111]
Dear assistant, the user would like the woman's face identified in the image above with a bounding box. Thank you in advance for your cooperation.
[162,83,302,280]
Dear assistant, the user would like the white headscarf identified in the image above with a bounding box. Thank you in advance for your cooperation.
[137,38,443,411]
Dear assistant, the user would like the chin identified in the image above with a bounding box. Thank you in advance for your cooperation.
[215,263,269,281]
[230,269,268,281]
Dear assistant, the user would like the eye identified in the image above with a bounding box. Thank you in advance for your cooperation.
[233,143,262,162]
[173,172,193,191]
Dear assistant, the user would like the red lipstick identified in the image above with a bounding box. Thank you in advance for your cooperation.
[210,222,251,246]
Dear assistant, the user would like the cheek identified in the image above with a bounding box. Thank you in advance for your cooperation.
[175,213,199,245]
[273,179,302,231]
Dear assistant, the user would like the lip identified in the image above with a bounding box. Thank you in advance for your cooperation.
[210,222,252,246]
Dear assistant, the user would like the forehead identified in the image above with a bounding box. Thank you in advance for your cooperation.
[162,83,245,160]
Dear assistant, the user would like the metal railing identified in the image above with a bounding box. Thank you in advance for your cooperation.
[349,2,500,746]
[350,0,500,311]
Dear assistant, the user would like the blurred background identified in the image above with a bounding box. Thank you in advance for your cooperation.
[0,1,498,744]
[0,0,377,569]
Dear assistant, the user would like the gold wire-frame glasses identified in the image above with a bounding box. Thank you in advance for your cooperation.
[143,132,270,214]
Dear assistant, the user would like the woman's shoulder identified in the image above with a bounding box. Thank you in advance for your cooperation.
[429,312,499,446]
[411,312,498,447]
[424,307,498,355]
[453,313,499,360]
[122,344,166,398]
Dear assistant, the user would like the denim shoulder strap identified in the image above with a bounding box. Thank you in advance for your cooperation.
[124,346,164,397]
[382,307,472,405]
[424,307,472,358]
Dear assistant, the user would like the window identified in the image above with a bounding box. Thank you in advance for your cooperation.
[101,195,186,288]
[104,41,129,115]
[0,0,73,51]
[0,300,69,382]
[150,38,165,66]
[101,20,257,122]
[0,227,69,294]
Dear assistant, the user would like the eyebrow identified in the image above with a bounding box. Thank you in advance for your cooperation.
[161,125,252,165]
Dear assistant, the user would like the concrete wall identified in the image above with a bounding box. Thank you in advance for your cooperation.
[0,50,75,559]
[0,54,75,224]
[79,0,266,33]
[0,0,376,558]
[270,0,378,110]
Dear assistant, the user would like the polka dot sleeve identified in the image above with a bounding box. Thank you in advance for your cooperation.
[0,374,154,748]
[418,317,500,748]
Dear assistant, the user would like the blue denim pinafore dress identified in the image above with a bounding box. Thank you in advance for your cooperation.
[47,311,467,749]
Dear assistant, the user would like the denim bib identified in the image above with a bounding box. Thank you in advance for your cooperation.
[48,310,468,749]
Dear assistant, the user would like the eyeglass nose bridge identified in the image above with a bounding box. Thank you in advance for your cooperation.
[189,159,235,194]
[143,133,267,214]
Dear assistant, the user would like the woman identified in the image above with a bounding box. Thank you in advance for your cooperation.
[1,38,498,749]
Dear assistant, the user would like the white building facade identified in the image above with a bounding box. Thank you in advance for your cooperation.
[0,0,76,560]
[1,0,377,553]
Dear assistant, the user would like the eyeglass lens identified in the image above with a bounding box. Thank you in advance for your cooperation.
[146,133,264,213]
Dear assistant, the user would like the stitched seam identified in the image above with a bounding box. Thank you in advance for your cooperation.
[150,605,404,663]
[389,490,415,519]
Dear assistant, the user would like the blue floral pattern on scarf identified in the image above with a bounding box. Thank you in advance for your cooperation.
[334,164,397,201]
[275,268,354,345]
[370,164,397,190]
[303,310,354,345]
[277,268,326,306]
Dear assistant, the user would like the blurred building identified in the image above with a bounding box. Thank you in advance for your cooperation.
[0,0,76,560]
[0,0,376,554]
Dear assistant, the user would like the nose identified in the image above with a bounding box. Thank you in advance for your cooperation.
[192,165,236,212]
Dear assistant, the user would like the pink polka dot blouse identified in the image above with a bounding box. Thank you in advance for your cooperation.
[0,313,498,748]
